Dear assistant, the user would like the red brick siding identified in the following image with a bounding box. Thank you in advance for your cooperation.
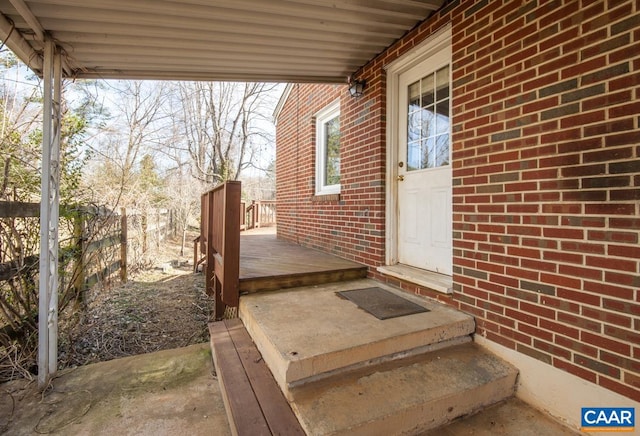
[448,0,639,403]
[275,83,387,266]
[276,0,640,402]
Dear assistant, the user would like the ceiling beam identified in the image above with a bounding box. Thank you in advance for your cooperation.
[75,69,347,83]
[70,57,361,75]
[0,12,42,73]
[9,0,44,41]
[5,1,74,76]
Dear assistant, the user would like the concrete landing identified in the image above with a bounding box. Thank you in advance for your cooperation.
[239,279,475,392]
[289,342,518,436]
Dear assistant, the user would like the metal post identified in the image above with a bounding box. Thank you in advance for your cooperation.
[48,47,62,377]
[38,38,62,389]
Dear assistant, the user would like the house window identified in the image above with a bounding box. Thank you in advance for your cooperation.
[315,100,341,195]
[406,64,450,171]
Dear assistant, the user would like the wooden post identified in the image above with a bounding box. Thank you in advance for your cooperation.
[193,236,199,273]
[253,200,259,228]
[200,195,207,255]
[120,207,127,283]
[220,182,241,308]
[204,191,224,318]
[170,209,175,237]
[72,209,86,301]
[141,212,148,253]
[240,201,248,230]
[201,182,241,319]
[156,208,161,249]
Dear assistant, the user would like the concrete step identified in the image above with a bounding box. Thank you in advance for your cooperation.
[289,342,518,436]
[239,279,475,394]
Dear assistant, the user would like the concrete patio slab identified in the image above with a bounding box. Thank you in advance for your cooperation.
[0,343,230,436]
[421,397,581,436]
[239,278,475,392]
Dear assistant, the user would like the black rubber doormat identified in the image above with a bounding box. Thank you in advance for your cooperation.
[337,287,429,320]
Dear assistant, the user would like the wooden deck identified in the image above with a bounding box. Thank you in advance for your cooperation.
[239,228,368,293]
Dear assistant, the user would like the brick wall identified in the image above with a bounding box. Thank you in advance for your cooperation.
[448,0,639,403]
[276,0,639,402]
[276,83,387,266]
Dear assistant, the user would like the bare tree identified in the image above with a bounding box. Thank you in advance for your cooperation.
[164,163,202,255]
[85,81,168,208]
[172,82,279,185]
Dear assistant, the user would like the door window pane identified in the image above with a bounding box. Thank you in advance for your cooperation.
[435,134,449,167]
[405,65,451,171]
[436,100,449,135]
[421,75,435,107]
[408,82,420,109]
[423,138,435,169]
[422,107,436,138]
[436,66,450,100]
[407,141,421,171]
[408,111,421,143]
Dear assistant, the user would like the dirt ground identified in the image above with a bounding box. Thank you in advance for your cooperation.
[58,232,213,369]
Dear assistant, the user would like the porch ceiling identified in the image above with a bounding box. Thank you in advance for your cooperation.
[0,0,444,82]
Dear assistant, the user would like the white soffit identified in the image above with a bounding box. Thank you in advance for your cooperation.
[0,0,445,82]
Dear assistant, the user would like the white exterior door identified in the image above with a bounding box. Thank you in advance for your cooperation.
[396,47,452,275]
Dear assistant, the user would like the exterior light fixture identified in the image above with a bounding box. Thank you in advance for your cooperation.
[348,78,366,97]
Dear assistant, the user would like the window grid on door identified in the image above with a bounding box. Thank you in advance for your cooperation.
[406,64,450,171]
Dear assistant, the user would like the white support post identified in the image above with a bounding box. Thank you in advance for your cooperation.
[38,38,62,389]
[48,46,62,376]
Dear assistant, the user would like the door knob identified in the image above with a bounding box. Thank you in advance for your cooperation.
[397,175,405,181]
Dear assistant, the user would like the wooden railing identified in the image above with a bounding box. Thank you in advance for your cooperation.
[245,200,276,230]
[239,201,247,230]
[198,182,241,319]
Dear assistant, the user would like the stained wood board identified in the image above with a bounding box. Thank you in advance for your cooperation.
[225,319,305,436]
[239,232,367,293]
[209,322,271,436]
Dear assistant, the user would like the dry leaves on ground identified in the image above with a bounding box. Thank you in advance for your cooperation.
[59,234,213,368]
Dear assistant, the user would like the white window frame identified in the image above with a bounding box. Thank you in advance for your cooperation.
[315,99,341,195]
